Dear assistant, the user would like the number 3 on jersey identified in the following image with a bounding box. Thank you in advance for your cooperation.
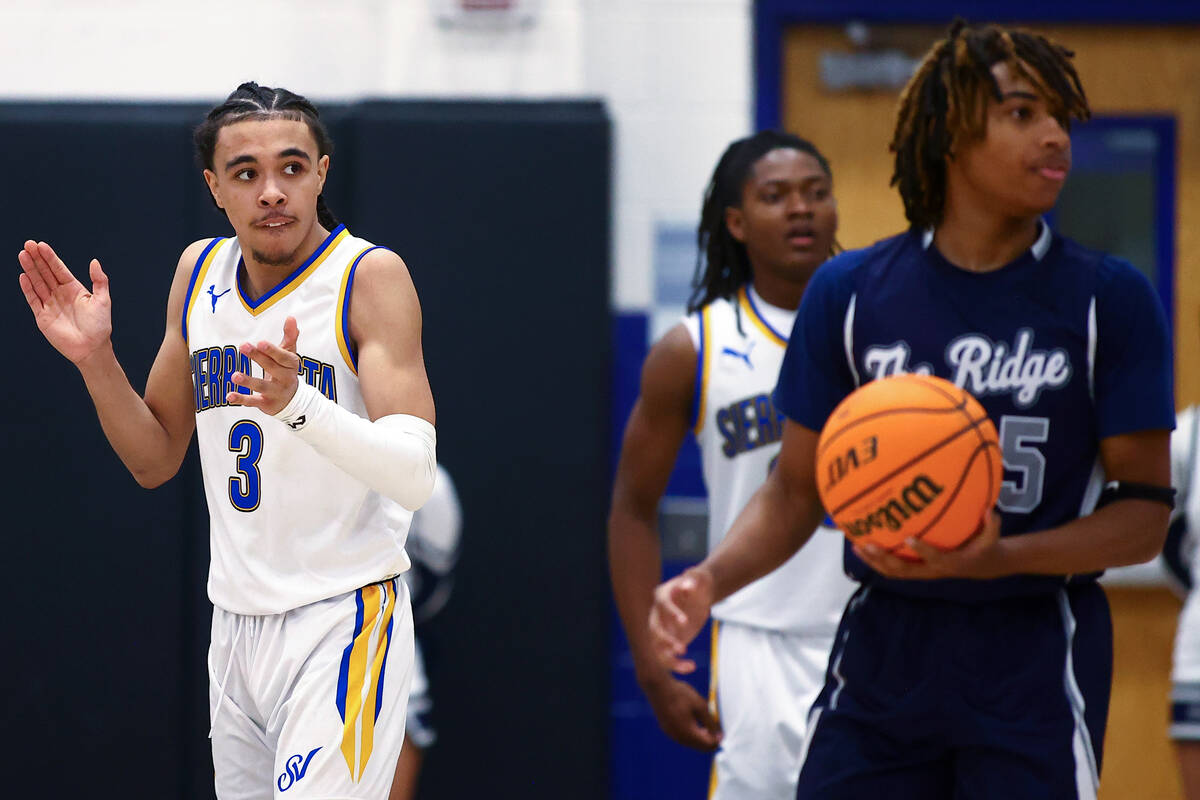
[228,420,264,512]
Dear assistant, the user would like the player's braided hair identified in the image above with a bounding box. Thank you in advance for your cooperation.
[889,19,1090,230]
[687,130,835,313]
[194,82,340,230]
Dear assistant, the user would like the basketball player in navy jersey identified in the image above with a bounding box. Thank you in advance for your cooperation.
[650,21,1173,799]
[609,132,854,798]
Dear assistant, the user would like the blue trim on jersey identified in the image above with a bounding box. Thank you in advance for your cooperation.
[339,245,388,373]
[688,310,705,432]
[237,223,346,311]
[182,237,226,342]
[335,587,366,722]
[743,285,789,344]
[776,228,1174,601]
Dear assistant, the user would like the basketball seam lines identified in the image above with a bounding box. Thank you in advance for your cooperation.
[827,415,993,518]
[816,374,971,459]
[816,403,967,459]
[880,441,1001,553]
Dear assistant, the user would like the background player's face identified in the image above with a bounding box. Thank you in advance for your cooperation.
[724,148,837,283]
[203,118,330,268]
[948,61,1072,221]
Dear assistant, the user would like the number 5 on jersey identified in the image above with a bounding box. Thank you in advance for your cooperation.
[228,420,264,512]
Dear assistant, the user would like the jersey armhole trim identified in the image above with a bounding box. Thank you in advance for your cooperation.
[691,306,712,436]
[843,292,861,387]
[336,245,389,375]
[182,237,228,346]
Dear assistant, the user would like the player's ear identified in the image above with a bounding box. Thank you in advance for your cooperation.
[317,154,329,192]
[725,206,747,243]
[203,169,224,209]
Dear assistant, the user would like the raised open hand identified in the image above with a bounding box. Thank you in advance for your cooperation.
[17,240,113,364]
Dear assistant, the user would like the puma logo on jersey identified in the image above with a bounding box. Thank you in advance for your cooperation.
[207,284,231,312]
[721,341,755,369]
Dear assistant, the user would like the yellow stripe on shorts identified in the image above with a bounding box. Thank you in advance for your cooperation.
[338,581,397,781]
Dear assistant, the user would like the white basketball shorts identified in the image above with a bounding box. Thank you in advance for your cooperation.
[708,620,835,800]
[209,577,414,799]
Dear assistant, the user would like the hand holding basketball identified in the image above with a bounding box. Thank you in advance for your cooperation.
[854,508,1008,579]
[816,373,1003,562]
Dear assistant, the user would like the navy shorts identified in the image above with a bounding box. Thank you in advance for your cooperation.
[795,582,1111,799]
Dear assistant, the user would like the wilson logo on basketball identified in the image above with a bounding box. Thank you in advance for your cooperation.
[841,475,945,537]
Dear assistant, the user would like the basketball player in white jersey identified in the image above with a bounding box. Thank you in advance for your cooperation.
[608,131,855,798]
[17,83,435,799]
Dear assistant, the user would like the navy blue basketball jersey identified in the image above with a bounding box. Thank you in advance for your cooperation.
[775,223,1174,601]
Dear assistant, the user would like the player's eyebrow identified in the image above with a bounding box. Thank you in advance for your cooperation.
[224,154,258,170]
[223,148,312,171]
[999,90,1041,102]
[760,175,829,188]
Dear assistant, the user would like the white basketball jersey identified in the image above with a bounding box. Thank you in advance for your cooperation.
[184,225,411,615]
[684,285,855,634]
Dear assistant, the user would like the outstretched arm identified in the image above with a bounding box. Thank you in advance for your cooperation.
[608,324,721,751]
[649,420,827,674]
[17,240,203,487]
[227,248,437,510]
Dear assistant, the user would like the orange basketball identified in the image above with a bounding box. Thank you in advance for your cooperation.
[815,373,1002,560]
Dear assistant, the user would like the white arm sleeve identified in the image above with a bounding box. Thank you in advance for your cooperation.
[273,382,437,511]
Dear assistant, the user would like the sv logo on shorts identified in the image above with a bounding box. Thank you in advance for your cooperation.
[277,746,322,792]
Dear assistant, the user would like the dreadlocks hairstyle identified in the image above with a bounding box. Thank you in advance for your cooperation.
[193,82,340,230]
[687,130,835,314]
[889,19,1090,230]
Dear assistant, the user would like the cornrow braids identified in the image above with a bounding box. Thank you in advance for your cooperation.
[687,130,834,314]
[194,82,340,230]
[889,19,1090,230]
